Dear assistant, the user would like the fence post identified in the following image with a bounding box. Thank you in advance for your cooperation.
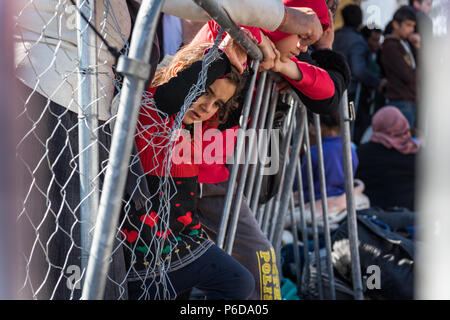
[81,0,164,300]
[339,90,364,300]
[0,0,19,299]
[76,0,100,282]
[416,19,450,299]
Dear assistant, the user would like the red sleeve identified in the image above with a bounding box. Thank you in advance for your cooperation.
[283,58,335,100]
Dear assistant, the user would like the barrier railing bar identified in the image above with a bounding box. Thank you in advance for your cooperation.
[289,192,302,292]
[294,156,311,297]
[300,115,324,299]
[261,198,274,235]
[77,0,100,285]
[271,103,307,279]
[252,82,279,216]
[224,71,267,254]
[0,0,19,299]
[81,0,164,300]
[244,76,274,203]
[268,102,297,243]
[339,91,364,300]
[192,0,263,61]
[312,113,336,299]
[216,59,261,249]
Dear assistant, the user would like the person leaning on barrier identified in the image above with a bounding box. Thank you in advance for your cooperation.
[123,36,256,300]
[185,0,348,301]
[128,0,325,85]
[191,0,338,116]
[276,2,352,117]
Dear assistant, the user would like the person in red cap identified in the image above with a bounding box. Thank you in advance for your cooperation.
[191,0,335,101]
[185,0,352,301]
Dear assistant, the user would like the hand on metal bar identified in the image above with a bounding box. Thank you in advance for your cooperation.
[278,7,323,47]
[192,0,263,61]
[219,30,251,74]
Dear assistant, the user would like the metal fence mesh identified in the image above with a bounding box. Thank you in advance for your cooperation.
[15,0,132,300]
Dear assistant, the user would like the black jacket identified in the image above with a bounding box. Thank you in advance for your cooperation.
[296,48,351,115]
[355,141,417,211]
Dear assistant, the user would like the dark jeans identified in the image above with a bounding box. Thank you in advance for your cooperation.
[127,244,255,300]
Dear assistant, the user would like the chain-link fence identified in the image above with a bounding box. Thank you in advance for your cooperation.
[15,0,134,299]
[12,0,369,300]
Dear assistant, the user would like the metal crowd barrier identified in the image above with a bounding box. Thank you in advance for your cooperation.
[13,0,367,300]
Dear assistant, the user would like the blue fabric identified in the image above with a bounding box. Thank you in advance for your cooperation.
[368,217,392,232]
[301,136,358,202]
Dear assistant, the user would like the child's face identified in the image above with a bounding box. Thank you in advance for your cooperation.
[275,34,308,62]
[183,78,237,124]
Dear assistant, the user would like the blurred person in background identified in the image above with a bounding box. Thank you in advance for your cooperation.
[355,26,387,144]
[380,6,418,127]
[356,106,421,211]
[409,0,434,41]
[333,4,386,143]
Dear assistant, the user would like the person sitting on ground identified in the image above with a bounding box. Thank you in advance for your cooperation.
[355,106,421,211]
[286,110,369,230]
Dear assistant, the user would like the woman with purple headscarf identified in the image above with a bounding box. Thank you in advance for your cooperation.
[355,106,422,210]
